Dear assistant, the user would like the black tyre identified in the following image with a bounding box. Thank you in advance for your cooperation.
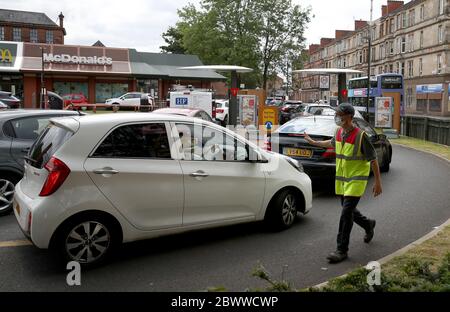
[264,189,298,231]
[380,146,391,173]
[57,215,119,267]
[222,115,229,126]
[0,173,21,217]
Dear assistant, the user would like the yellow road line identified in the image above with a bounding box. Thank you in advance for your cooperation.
[0,240,33,248]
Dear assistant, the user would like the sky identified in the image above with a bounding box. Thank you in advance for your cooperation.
[2,0,408,52]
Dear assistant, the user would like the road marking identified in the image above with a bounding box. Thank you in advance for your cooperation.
[0,240,32,248]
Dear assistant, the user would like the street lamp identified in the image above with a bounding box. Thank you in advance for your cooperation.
[39,46,47,109]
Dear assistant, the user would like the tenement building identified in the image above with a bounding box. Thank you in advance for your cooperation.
[297,0,449,117]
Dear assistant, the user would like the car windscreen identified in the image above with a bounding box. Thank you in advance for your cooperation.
[278,118,336,136]
[28,124,73,169]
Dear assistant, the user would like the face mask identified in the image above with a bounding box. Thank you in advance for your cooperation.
[335,116,344,126]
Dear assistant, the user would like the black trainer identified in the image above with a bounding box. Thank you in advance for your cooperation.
[364,220,376,243]
[327,251,348,264]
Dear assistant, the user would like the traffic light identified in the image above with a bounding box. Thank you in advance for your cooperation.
[341,89,348,98]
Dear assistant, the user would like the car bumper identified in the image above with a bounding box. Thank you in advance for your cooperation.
[297,160,336,180]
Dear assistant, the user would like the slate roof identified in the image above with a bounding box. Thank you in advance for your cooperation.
[0,9,59,27]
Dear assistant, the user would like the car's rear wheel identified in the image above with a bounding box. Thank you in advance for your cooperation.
[380,146,390,173]
[265,189,298,231]
[0,174,20,216]
[58,216,118,267]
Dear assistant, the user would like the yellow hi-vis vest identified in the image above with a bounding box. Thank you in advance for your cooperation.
[335,127,371,197]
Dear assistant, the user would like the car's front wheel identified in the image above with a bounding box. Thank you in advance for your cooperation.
[265,189,298,231]
[58,216,119,267]
[0,175,20,216]
[380,146,391,173]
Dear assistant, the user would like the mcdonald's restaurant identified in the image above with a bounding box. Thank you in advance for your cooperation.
[0,41,225,108]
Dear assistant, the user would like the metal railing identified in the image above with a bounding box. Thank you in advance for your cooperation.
[401,115,450,146]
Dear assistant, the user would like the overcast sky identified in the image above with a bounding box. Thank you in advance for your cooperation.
[3,0,409,52]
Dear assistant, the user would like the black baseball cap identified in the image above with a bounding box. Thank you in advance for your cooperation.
[336,103,355,117]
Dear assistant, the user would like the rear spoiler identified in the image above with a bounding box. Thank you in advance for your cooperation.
[49,117,80,133]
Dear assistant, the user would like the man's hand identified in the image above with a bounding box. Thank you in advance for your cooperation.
[373,181,383,197]
[304,132,315,145]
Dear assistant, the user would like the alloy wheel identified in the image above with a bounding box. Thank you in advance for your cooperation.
[0,179,15,213]
[65,221,111,264]
[281,194,297,226]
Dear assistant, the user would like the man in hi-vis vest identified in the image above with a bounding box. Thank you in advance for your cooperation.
[305,103,382,263]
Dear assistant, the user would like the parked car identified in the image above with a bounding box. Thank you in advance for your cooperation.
[302,104,364,119]
[0,110,83,216]
[62,94,89,108]
[14,113,312,266]
[0,102,7,110]
[279,101,304,124]
[267,115,392,180]
[153,107,215,123]
[214,99,229,126]
[0,91,20,109]
[105,92,152,108]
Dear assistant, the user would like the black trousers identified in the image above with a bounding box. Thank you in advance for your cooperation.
[337,196,372,253]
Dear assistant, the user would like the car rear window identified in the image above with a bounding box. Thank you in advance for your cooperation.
[278,118,337,136]
[28,124,73,168]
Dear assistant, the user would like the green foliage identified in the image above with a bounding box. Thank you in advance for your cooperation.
[160,0,311,89]
[160,27,187,54]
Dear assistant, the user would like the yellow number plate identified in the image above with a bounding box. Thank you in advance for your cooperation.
[284,148,313,158]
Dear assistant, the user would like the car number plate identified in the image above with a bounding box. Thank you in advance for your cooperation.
[284,148,313,158]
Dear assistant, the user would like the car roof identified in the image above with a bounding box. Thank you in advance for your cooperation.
[153,108,201,116]
[0,109,81,120]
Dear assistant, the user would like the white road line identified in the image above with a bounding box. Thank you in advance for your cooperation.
[0,240,32,248]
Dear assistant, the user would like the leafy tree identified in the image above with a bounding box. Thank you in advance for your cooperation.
[160,27,186,54]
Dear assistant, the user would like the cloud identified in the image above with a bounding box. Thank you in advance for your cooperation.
[2,0,411,50]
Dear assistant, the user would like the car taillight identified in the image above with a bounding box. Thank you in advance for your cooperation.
[39,157,71,197]
[264,137,272,151]
[216,109,224,114]
[322,148,336,158]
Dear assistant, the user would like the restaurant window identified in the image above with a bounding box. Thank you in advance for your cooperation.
[95,83,128,103]
[137,80,159,98]
[0,27,4,41]
[46,31,53,44]
[30,29,38,43]
[13,28,21,42]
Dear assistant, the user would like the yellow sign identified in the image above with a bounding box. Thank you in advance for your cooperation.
[261,107,278,132]
[0,48,13,63]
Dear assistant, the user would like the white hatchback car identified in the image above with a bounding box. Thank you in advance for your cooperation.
[105,92,152,108]
[14,114,312,266]
[214,99,229,125]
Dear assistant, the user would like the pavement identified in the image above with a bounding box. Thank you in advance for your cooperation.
[0,145,449,291]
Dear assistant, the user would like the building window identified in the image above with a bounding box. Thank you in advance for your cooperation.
[420,4,425,21]
[429,99,442,112]
[419,58,423,76]
[371,47,376,62]
[390,19,395,33]
[406,87,413,107]
[407,60,414,77]
[402,12,408,28]
[13,28,21,42]
[46,31,53,44]
[437,54,442,74]
[417,99,427,111]
[396,15,401,30]
[409,34,415,52]
[401,36,407,53]
[438,0,444,15]
[438,25,444,43]
[380,44,384,59]
[409,9,415,26]
[389,64,394,73]
[420,31,424,48]
[0,27,4,41]
[401,62,405,76]
[30,29,38,43]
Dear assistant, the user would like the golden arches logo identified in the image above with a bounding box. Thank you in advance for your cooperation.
[0,49,13,63]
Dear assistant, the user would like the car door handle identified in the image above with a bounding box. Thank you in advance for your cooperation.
[93,168,119,175]
[189,171,209,178]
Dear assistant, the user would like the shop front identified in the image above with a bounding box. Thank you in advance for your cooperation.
[20,43,133,107]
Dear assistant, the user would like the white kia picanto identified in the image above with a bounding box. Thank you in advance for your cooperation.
[14,113,312,266]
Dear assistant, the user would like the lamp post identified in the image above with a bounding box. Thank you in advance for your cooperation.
[366,0,374,123]
[40,46,46,109]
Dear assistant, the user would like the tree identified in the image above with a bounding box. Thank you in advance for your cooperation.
[160,26,186,54]
[160,0,311,90]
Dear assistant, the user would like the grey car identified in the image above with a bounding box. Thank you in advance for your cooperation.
[0,109,82,215]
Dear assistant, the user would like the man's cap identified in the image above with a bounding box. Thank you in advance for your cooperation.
[336,103,355,117]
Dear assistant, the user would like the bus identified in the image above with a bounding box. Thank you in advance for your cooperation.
[348,73,404,130]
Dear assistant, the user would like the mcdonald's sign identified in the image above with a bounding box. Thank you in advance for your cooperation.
[0,48,13,64]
